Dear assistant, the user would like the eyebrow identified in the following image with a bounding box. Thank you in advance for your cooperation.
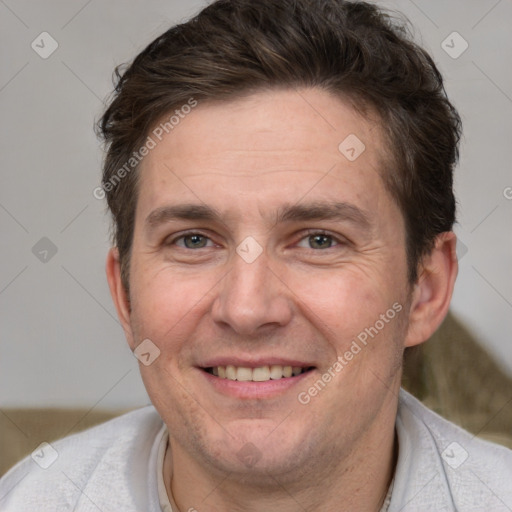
[145,201,372,232]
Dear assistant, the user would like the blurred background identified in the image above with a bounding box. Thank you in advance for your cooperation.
[1,0,511,413]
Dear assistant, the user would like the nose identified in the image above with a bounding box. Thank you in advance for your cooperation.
[211,248,293,337]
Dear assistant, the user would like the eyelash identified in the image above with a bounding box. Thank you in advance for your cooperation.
[167,230,346,250]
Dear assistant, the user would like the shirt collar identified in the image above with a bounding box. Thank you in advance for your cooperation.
[388,388,454,511]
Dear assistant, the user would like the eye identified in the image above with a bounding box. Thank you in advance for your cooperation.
[172,233,215,249]
[296,232,343,250]
[167,230,345,251]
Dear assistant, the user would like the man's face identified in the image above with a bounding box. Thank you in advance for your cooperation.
[119,88,412,478]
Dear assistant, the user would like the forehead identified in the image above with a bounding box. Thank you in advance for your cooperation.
[135,88,397,230]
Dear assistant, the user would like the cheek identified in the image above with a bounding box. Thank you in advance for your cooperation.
[294,267,396,332]
[290,266,408,376]
[128,260,218,349]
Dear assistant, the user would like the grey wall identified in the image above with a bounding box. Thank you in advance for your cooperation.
[1,0,511,408]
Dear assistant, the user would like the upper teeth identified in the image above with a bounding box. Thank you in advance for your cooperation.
[212,365,305,381]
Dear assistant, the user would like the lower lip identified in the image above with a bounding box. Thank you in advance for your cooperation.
[199,368,315,399]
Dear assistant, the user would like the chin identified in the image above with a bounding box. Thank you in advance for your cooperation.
[198,421,314,479]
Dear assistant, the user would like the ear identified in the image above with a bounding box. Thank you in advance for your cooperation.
[106,247,136,349]
[404,231,458,348]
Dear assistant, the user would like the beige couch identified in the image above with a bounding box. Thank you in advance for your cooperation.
[2,312,511,477]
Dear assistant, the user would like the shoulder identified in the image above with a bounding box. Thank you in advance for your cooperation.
[0,406,164,512]
[399,388,512,467]
[394,389,512,511]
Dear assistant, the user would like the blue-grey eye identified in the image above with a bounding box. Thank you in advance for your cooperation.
[296,232,339,250]
[182,234,209,248]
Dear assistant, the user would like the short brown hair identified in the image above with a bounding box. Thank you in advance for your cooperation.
[97,0,462,290]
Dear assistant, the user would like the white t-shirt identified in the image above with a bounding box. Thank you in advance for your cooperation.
[1,389,511,511]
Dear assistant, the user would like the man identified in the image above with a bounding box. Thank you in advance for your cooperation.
[1,0,511,510]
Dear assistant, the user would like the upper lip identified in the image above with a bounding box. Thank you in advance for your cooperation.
[199,357,314,369]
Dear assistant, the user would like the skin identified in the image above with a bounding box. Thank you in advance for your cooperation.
[107,88,458,511]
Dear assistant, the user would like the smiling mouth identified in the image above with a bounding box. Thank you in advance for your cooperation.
[203,365,315,382]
